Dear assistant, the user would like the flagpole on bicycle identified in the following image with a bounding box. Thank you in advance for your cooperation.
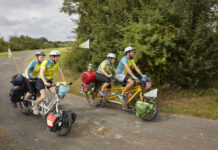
[8,47,21,73]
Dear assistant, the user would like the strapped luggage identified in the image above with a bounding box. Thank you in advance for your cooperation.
[9,86,25,103]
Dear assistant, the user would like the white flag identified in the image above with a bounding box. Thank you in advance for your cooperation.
[79,40,89,49]
[8,48,12,59]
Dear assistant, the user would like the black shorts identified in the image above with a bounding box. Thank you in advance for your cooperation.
[25,79,37,93]
[96,72,111,83]
[36,79,53,91]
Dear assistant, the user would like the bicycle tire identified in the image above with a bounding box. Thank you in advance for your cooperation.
[139,99,158,121]
[57,111,73,136]
[85,92,101,107]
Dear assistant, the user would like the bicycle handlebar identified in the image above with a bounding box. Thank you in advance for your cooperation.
[53,82,72,87]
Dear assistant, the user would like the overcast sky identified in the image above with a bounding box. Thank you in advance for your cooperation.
[0,0,78,41]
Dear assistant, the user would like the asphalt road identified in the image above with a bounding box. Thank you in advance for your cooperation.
[0,51,218,150]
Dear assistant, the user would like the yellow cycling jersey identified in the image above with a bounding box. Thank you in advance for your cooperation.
[123,59,136,75]
[27,60,41,79]
[96,59,115,74]
[38,58,62,80]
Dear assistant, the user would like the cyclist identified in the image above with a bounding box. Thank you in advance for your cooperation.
[24,51,45,101]
[32,50,66,114]
[96,53,116,97]
[116,46,146,106]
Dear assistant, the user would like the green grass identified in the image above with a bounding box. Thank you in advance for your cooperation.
[0,49,34,59]
[159,89,218,120]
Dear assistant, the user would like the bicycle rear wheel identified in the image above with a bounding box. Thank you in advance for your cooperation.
[139,99,158,121]
[57,111,76,136]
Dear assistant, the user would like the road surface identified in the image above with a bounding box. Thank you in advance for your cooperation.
[0,51,217,150]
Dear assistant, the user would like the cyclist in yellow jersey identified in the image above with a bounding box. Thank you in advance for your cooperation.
[96,53,116,97]
[24,51,45,101]
[33,50,66,115]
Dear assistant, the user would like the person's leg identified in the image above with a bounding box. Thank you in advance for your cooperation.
[24,92,32,100]
[48,86,56,95]
[121,79,134,95]
[102,83,110,91]
[96,72,111,97]
[35,89,46,107]
[32,79,46,114]
[24,79,33,100]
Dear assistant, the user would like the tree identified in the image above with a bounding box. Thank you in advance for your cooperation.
[61,0,218,88]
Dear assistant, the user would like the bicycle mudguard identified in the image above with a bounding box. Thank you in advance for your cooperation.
[144,89,158,98]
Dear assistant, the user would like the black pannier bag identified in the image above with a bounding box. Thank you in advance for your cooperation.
[9,86,25,103]
[11,73,25,86]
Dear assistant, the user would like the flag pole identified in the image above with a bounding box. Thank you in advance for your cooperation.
[8,47,21,73]
[89,38,90,65]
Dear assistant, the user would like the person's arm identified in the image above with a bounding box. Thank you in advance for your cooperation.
[100,68,111,78]
[24,68,29,80]
[40,68,50,86]
[134,65,143,76]
[113,68,116,73]
[124,64,135,77]
[58,69,66,82]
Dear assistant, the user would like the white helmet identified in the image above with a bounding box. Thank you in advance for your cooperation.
[124,46,134,53]
[49,50,61,56]
[107,53,116,58]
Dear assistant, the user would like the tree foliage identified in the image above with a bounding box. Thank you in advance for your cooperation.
[0,35,74,52]
[61,0,218,88]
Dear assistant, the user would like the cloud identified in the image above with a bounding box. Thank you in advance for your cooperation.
[0,0,78,41]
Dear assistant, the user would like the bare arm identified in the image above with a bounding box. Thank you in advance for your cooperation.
[24,68,29,79]
[100,68,111,78]
[40,68,47,84]
[113,68,116,73]
[124,64,135,77]
[58,69,66,82]
[134,65,143,76]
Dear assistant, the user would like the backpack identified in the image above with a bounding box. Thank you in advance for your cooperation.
[11,74,25,86]
[9,86,25,103]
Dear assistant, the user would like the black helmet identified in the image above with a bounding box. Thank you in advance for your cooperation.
[36,51,46,56]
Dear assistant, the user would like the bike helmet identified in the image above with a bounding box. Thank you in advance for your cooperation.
[35,51,45,56]
[124,46,134,53]
[107,53,116,58]
[49,50,61,56]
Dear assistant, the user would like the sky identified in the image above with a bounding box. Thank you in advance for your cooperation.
[0,0,78,41]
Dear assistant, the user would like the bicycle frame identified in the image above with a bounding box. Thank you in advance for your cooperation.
[26,84,71,116]
[93,84,145,105]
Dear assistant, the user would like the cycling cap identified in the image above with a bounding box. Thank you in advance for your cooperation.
[107,53,116,58]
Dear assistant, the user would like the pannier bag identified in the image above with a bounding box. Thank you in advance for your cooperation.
[135,101,151,118]
[11,73,25,86]
[47,113,62,131]
[81,72,97,84]
[9,86,25,103]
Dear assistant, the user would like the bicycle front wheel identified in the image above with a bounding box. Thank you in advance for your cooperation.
[85,92,102,107]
